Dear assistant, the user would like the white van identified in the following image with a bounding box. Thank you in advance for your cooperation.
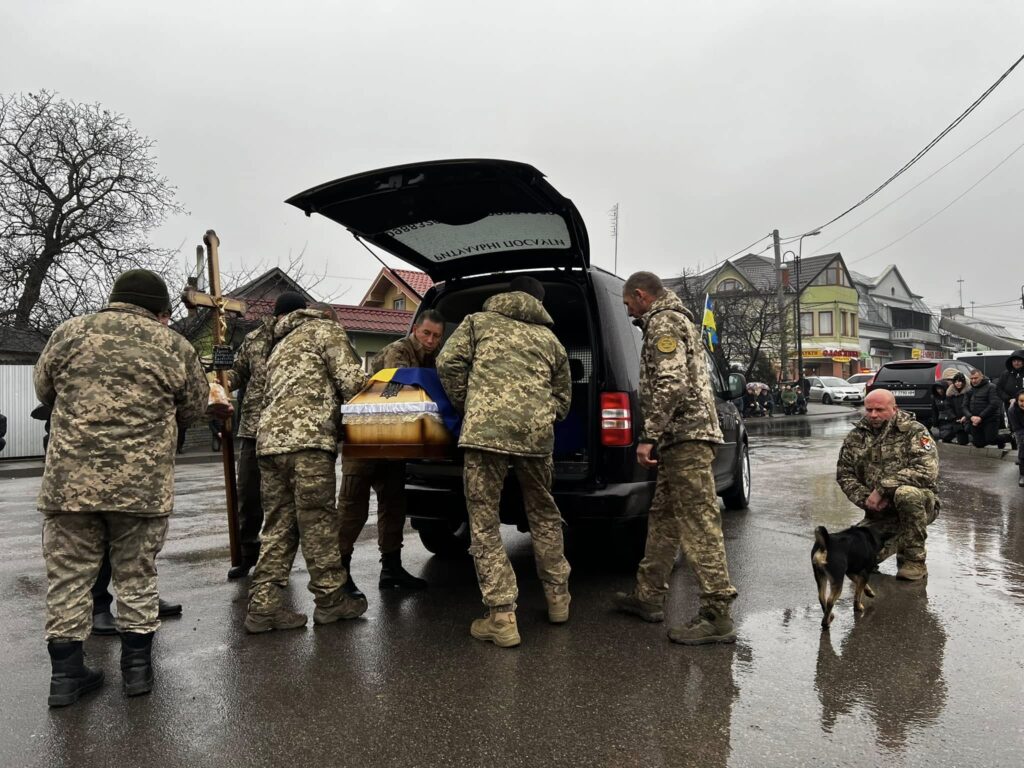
[953,350,1016,380]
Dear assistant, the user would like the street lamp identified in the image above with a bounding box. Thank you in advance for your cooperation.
[785,230,821,384]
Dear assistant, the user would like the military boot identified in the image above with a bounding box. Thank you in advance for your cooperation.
[312,589,368,625]
[47,640,104,708]
[120,632,154,697]
[543,584,571,624]
[470,608,521,648]
[341,554,364,599]
[613,590,664,622]
[379,551,427,590]
[91,609,118,636]
[896,560,928,581]
[668,605,737,646]
[244,607,308,634]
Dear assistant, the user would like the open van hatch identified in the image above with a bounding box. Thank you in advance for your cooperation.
[285,159,590,281]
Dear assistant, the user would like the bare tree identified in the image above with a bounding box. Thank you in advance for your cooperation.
[0,91,182,332]
[670,268,781,381]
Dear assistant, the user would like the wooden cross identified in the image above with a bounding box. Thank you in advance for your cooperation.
[181,229,247,567]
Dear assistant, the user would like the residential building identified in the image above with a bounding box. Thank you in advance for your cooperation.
[850,266,950,370]
[938,307,1022,352]
[666,250,861,379]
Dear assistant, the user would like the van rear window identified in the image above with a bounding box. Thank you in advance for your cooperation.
[875,365,937,385]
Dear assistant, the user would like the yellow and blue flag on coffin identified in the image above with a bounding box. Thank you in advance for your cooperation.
[701,294,718,351]
[368,367,461,434]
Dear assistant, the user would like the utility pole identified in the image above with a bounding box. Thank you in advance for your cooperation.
[609,203,620,275]
[773,229,787,382]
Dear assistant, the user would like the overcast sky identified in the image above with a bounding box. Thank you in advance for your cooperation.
[3,1,1023,334]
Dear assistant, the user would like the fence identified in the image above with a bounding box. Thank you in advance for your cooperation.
[0,365,46,459]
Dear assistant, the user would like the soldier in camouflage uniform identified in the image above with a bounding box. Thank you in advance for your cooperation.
[337,309,445,595]
[837,388,940,581]
[246,295,370,633]
[437,276,572,648]
[35,269,220,706]
[224,311,279,579]
[613,271,738,646]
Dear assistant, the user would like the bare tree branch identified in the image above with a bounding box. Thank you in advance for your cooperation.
[0,90,183,333]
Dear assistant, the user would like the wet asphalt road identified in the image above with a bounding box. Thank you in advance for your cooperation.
[1,416,1022,768]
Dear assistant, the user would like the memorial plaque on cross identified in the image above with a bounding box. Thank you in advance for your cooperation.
[182,229,248,566]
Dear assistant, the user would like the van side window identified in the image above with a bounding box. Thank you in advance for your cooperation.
[704,351,725,392]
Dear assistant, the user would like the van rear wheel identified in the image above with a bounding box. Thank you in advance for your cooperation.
[721,442,751,510]
[414,519,471,558]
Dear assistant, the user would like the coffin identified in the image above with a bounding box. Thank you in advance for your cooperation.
[341,379,453,459]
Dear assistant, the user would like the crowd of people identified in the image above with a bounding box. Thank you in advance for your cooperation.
[931,353,1024,487]
[742,379,809,417]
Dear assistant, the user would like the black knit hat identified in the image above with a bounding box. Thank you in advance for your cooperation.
[109,269,171,315]
[510,275,545,301]
[273,291,308,317]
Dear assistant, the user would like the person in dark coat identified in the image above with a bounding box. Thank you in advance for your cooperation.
[940,372,970,445]
[1008,390,1024,487]
[964,369,1006,449]
[996,350,1024,408]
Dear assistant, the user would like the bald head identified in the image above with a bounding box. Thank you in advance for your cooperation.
[863,388,897,428]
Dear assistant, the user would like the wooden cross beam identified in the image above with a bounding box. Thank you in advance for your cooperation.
[181,230,247,567]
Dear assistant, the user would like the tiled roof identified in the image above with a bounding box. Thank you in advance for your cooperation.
[334,305,412,334]
[239,298,411,334]
[391,269,433,298]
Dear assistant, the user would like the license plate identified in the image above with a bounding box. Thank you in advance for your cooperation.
[892,390,917,398]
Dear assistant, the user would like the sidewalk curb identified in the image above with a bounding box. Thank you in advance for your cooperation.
[936,441,1018,463]
[0,451,224,480]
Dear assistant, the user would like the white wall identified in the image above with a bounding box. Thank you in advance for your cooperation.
[0,365,46,459]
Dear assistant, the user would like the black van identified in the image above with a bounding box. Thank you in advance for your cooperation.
[866,358,975,427]
[286,159,751,556]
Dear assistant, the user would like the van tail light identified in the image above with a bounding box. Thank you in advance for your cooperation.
[600,392,634,447]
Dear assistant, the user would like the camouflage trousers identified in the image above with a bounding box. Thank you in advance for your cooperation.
[635,442,737,612]
[858,486,938,564]
[249,450,346,614]
[337,459,406,558]
[464,449,570,609]
[42,512,168,640]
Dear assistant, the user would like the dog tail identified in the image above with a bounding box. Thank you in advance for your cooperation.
[814,526,829,552]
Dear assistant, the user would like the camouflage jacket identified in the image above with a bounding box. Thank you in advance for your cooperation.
[637,291,722,448]
[34,303,209,516]
[226,316,274,440]
[836,410,939,509]
[256,309,367,457]
[371,334,437,374]
[437,291,571,457]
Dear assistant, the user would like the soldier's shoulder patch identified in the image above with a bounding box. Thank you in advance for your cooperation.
[656,336,677,354]
[919,435,934,451]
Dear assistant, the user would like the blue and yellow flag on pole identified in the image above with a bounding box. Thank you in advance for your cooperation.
[701,294,718,351]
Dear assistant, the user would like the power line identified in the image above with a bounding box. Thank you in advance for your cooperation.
[812,50,1024,232]
[848,136,1024,266]
[813,103,1024,254]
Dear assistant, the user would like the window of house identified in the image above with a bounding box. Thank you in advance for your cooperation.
[811,264,851,287]
[717,278,742,293]
[841,311,848,336]
[393,297,406,310]
[818,311,833,335]
[800,312,814,335]
[851,315,857,336]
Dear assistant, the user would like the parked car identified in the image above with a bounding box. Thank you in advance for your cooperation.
[807,376,864,405]
[866,358,975,427]
[845,371,877,398]
[286,159,752,558]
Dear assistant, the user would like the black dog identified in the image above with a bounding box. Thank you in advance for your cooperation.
[811,525,883,629]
